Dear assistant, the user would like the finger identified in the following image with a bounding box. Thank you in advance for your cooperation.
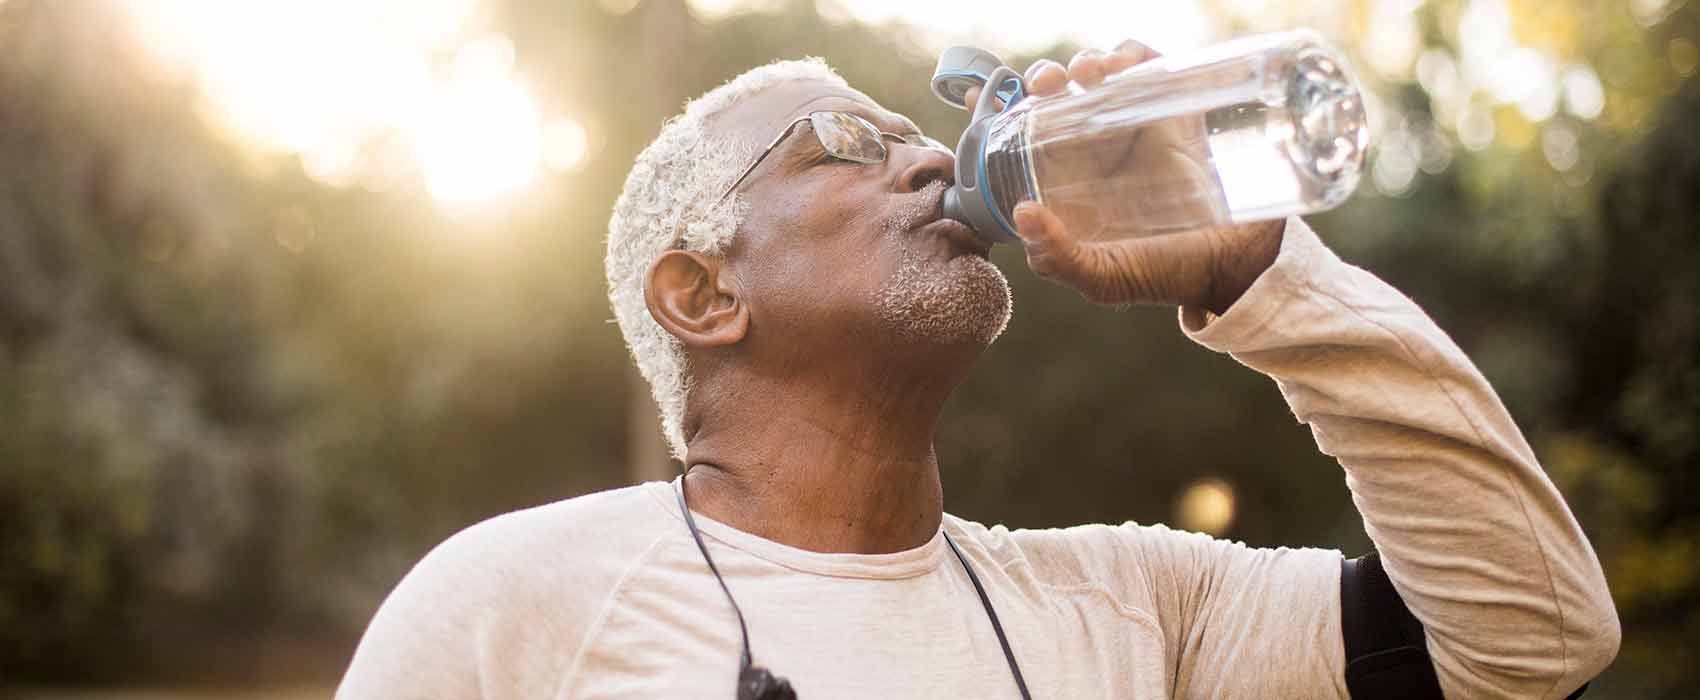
[1106,38,1162,75]
[1016,201,1145,304]
[1067,48,1109,89]
[1108,38,1162,67]
[1015,201,1085,283]
[1024,59,1067,97]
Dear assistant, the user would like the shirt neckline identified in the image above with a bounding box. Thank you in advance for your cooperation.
[643,478,949,580]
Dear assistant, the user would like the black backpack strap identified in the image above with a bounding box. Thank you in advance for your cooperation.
[1340,552,1591,699]
[1340,551,1444,699]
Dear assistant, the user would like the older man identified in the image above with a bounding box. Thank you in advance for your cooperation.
[339,43,1619,699]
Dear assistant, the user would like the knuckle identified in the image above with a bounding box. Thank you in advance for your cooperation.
[1114,39,1154,57]
[1113,253,1161,302]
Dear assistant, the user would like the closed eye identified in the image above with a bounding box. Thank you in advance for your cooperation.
[781,125,837,168]
[798,140,840,166]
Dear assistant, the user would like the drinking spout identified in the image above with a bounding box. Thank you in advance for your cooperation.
[941,187,968,227]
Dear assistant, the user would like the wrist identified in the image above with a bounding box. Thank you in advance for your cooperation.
[1202,219,1285,316]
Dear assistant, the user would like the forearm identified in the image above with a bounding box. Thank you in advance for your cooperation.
[1181,218,1619,699]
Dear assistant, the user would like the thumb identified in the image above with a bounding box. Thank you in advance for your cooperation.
[1014,201,1076,280]
[1016,201,1114,296]
[1015,200,1163,305]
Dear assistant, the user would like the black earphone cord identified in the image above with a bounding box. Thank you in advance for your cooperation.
[676,476,1033,700]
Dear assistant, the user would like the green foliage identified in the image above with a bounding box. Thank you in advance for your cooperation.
[1554,72,1700,699]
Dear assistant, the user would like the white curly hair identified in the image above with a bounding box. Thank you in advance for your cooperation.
[607,57,850,461]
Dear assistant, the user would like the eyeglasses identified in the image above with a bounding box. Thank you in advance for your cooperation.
[715,110,950,204]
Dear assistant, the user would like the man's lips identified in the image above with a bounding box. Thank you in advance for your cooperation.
[915,207,993,259]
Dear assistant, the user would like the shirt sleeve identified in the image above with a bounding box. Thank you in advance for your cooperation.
[337,528,491,700]
[1010,520,1350,698]
[336,506,613,700]
[1171,217,1619,699]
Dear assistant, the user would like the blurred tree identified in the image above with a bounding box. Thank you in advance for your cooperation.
[1544,72,1700,698]
[0,0,636,682]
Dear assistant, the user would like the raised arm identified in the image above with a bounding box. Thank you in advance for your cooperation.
[987,35,1615,698]
[1176,216,1619,698]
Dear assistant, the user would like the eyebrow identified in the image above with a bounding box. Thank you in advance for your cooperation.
[785,94,920,136]
[861,109,922,137]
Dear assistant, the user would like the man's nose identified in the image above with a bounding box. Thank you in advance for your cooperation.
[894,146,955,193]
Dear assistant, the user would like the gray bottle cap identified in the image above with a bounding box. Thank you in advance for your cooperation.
[931,46,1007,109]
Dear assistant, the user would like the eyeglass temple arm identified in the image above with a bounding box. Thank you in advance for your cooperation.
[714,116,812,205]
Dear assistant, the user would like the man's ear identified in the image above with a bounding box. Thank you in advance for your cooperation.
[644,250,749,348]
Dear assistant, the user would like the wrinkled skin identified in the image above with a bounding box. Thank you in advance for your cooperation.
[645,41,1282,555]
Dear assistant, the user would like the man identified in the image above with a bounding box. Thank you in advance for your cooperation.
[339,42,1619,699]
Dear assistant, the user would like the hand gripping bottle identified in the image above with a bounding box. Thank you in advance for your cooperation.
[934,30,1370,245]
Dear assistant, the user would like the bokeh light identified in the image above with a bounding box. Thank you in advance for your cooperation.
[757,0,1213,54]
[1364,0,1422,78]
[1564,65,1607,119]
[113,0,1630,207]
[414,35,542,206]
[116,0,578,207]
[542,118,592,173]
[1175,478,1237,535]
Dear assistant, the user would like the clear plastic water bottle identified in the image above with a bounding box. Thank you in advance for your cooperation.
[935,30,1370,245]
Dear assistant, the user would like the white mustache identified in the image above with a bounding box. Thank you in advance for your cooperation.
[886,179,950,235]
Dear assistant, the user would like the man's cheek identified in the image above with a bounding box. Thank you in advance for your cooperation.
[752,268,874,335]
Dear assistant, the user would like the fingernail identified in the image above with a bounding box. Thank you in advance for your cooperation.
[1013,204,1036,229]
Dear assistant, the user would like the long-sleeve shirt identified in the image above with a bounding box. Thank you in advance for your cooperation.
[337,217,1619,699]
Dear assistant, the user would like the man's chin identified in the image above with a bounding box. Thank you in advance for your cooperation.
[875,252,1013,347]
[955,255,1014,346]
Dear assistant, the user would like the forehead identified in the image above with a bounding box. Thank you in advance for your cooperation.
[708,79,921,144]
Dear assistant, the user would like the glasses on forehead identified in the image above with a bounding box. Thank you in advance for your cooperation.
[715,110,950,204]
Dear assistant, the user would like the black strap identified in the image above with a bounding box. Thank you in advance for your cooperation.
[1340,552,1443,699]
[676,476,798,700]
[678,475,756,670]
[1340,552,1590,700]
[944,530,1032,700]
[678,475,1020,699]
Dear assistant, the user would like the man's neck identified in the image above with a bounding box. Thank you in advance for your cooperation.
[678,359,960,555]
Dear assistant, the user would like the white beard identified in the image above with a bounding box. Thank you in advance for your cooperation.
[871,180,1013,346]
[874,240,1013,347]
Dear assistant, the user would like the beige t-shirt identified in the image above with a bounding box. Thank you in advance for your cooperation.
[338,219,1618,699]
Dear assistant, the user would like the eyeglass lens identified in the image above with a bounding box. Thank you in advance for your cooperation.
[809,111,888,164]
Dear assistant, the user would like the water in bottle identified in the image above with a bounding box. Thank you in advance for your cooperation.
[936,30,1370,245]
